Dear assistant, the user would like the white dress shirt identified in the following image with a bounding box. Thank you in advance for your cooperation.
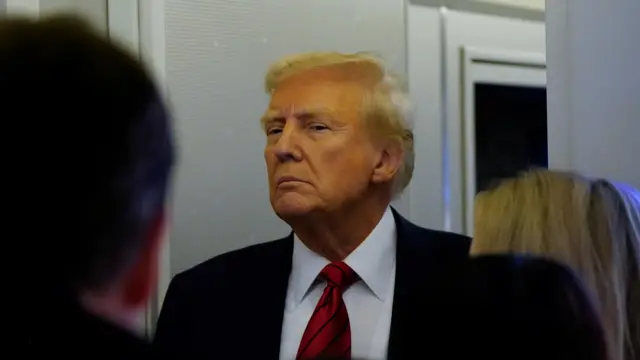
[279,207,397,360]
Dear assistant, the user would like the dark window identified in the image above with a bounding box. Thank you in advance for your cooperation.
[474,83,548,193]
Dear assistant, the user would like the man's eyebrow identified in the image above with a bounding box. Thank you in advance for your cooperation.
[260,110,283,127]
[260,107,336,126]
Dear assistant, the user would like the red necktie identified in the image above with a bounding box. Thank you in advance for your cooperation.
[296,262,358,359]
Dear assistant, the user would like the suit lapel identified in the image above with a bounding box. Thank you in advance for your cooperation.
[387,209,441,359]
[243,235,293,359]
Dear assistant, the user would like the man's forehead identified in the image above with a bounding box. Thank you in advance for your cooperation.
[270,106,296,117]
[280,63,382,86]
[263,105,332,119]
[268,84,364,115]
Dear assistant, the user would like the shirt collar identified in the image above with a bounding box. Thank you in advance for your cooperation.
[290,207,397,304]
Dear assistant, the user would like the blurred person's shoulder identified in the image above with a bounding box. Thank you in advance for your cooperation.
[28,296,154,358]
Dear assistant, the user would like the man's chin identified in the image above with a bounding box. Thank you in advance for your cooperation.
[271,197,315,220]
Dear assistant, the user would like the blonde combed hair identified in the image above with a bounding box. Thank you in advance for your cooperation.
[264,52,414,196]
[472,170,640,360]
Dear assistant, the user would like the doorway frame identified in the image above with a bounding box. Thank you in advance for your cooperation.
[460,46,546,235]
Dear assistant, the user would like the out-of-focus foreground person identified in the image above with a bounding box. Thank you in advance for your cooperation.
[407,255,608,360]
[471,170,640,360]
[154,52,470,359]
[2,15,175,355]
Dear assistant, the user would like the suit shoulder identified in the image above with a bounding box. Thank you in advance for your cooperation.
[392,209,470,249]
[420,227,471,245]
[170,237,290,288]
[402,218,471,251]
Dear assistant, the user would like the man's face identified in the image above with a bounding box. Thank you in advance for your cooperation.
[263,67,380,219]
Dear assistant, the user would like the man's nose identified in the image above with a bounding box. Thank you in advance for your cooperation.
[273,124,302,163]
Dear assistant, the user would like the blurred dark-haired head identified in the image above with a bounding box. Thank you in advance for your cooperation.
[1,15,174,329]
[408,255,608,360]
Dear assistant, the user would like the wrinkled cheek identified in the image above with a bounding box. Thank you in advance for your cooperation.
[320,152,350,177]
[322,155,364,193]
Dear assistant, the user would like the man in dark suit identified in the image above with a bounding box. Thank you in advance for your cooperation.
[3,15,175,356]
[154,52,470,359]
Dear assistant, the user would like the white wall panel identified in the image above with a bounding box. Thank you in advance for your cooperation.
[5,0,38,15]
[407,5,446,231]
[39,0,107,33]
[546,0,640,187]
[472,0,544,11]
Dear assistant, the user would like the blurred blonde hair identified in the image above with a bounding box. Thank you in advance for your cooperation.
[471,169,640,360]
[264,51,414,196]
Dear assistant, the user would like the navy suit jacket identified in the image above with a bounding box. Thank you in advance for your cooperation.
[153,209,471,359]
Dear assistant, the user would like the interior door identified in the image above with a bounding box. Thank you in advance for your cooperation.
[461,47,547,235]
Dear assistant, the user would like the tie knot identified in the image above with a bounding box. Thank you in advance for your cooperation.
[319,262,358,290]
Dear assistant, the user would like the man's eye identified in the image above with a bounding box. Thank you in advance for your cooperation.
[266,128,282,135]
[309,124,328,131]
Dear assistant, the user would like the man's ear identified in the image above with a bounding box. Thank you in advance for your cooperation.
[371,141,403,185]
[121,210,166,309]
